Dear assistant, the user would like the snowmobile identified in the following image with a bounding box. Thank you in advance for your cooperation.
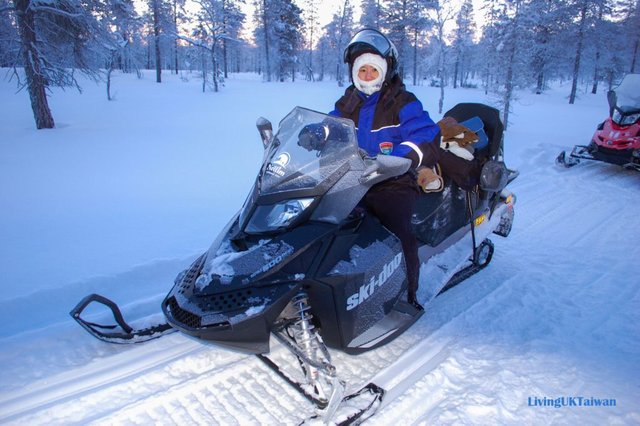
[557,73,640,171]
[71,103,517,422]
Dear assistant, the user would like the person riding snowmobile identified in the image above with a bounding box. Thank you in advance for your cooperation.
[299,28,481,308]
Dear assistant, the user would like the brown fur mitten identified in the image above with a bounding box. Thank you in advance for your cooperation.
[417,165,444,193]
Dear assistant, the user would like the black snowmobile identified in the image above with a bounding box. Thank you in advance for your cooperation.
[72,103,517,421]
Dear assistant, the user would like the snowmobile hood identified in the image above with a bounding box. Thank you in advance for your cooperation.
[191,107,412,294]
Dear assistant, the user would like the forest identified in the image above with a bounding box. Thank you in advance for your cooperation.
[1,0,639,129]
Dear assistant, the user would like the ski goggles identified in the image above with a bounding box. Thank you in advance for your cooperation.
[344,29,395,62]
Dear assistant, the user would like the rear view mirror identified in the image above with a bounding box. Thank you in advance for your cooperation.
[480,160,508,192]
[256,117,273,148]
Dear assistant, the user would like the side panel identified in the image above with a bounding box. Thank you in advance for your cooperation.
[309,214,407,350]
[412,177,469,247]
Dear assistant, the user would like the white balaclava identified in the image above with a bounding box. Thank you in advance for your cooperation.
[352,52,388,96]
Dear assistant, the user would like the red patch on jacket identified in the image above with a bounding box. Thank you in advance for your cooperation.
[379,142,393,155]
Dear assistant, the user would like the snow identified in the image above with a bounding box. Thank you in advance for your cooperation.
[1,69,639,425]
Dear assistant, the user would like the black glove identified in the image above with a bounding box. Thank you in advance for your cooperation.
[298,123,328,151]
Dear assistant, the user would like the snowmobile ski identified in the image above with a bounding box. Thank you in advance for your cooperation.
[70,293,175,344]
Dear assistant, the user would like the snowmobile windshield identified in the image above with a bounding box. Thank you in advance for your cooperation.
[612,74,640,113]
[239,107,363,234]
[259,107,360,195]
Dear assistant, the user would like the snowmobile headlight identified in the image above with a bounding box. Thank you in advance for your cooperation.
[612,109,640,126]
[245,198,315,233]
[621,112,640,126]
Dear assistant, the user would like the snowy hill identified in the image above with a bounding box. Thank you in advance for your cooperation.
[0,70,638,424]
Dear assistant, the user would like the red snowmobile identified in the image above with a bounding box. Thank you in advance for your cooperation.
[557,73,640,171]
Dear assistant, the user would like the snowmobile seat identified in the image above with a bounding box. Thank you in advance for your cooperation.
[444,103,504,160]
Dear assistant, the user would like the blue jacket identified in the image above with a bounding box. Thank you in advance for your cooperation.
[329,77,440,168]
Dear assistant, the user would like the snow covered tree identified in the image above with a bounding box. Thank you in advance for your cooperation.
[0,0,18,67]
[523,0,568,94]
[384,0,410,79]
[429,0,457,113]
[97,0,144,100]
[10,0,109,128]
[617,0,640,73]
[477,0,501,95]
[451,0,475,89]
[103,0,142,74]
[476,0,529,128]
[253,0,276,81]
[275,0,303,81]
[359,0,384,29]
[181,0,244,91]
[220,0,244,78]
[253,0,302,82]
[498,0,526,128]
[318,0,354,86]
[314,36,329,80]
[169,0,186,74]
[588,1,613,94]
[358,0,432,83]
[147,0,166,82]
[302,0,319,80]
[563,0,612,103]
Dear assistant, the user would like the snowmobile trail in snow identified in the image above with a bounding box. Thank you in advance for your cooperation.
[0,273,505,426]
[0,335,207,423]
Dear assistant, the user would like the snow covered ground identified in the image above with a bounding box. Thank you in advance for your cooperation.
[0,69,638,425]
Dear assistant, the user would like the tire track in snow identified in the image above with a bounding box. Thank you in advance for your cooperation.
[2,284,475,426]
[0,334,205,424]
[94,362,310,426]
[5,147,637,425]
[0,334,254,425]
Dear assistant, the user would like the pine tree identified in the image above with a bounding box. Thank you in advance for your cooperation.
[302,0,319,80]
[617,0,640,72]
[451,0,475,89]
[319,0,354,86]
[359,0,383,29]
[430,0,457,113]
[568,0,608,103]
[0,0,17,67]
[220,0,244,78]
[253,0,277,81]
[10,0,109,128]
[274,0,303,81]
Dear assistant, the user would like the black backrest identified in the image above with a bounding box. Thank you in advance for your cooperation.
[443,103,504,158]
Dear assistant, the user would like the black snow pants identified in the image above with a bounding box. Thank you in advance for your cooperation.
[364,173,420,303]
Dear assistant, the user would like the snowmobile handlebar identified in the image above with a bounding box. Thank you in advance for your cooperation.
[359,154,412,186]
